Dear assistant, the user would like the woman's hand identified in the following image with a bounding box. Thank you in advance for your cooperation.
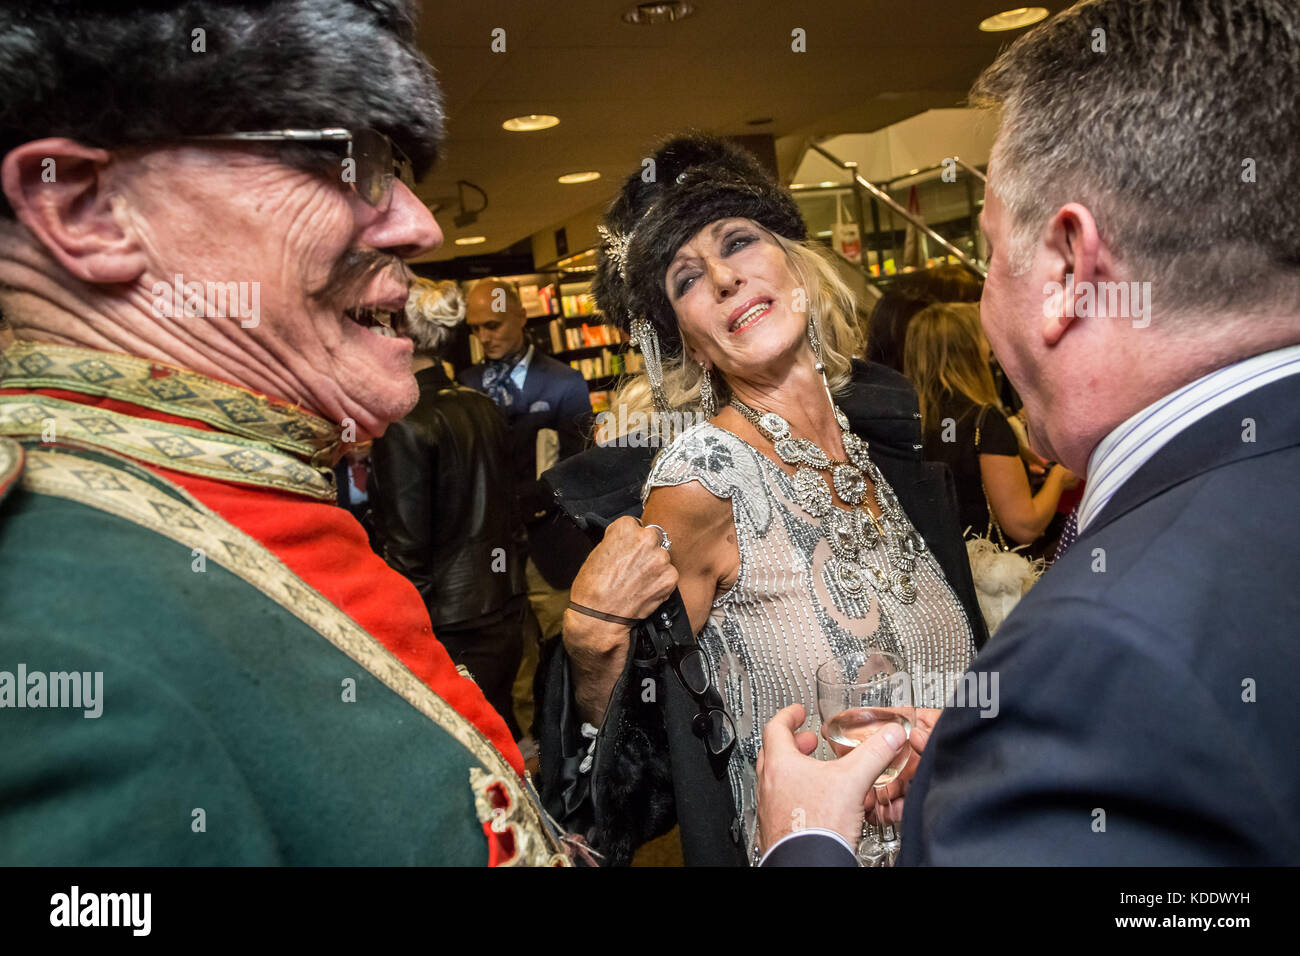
[563,516,678,725]
[1050,463,1082,490]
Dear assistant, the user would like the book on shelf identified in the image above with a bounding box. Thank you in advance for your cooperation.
[566,346,643,381]
[543,318,629,353]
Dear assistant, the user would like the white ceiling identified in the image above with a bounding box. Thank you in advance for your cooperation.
[413,0,1062,262]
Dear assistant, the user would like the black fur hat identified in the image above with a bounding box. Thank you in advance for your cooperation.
[0,0,444,213]
[592,134,806,354]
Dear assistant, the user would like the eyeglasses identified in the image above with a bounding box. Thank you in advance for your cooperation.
[658,611,737,759]
[185,128,416,212]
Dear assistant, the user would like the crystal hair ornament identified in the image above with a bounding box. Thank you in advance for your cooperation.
[597,224,631,282]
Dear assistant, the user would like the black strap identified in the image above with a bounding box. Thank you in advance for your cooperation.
[566,600,640,628]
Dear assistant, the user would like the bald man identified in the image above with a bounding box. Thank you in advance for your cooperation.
[461,280,591,466]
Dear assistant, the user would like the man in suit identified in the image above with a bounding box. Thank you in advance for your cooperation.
[460,278,592,741]
[460,278,593,483]
[756,0,1300,866]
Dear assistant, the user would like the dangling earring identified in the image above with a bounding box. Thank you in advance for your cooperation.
[632,315,670,412]
[807,309,825,370]
[698,362,717,418]
[808,308,836,413]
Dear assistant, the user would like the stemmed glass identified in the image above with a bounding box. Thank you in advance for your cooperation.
[816,649,914,867]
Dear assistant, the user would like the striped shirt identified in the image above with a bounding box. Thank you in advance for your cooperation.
[1077,344,1300,533]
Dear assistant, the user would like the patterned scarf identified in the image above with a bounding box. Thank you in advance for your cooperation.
[479,346,528,410]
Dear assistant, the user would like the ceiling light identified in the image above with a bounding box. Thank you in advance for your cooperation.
[623,2,695,25]
[979,7,1049,31]
[455,236,487,246]
[502,114,560,132]
[557,171,601,184]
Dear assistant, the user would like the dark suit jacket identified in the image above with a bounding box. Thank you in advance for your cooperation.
[459,349,592,510]
[769,372,1300,866]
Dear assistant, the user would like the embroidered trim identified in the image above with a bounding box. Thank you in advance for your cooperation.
[18,443,567,864]
[0,342,341,464]
[470,768,569,867]
[0,435,22,504]
[0,395,336,502]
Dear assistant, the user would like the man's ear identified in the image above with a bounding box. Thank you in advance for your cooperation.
[0,138,148,284]
[1040,202,1104,347]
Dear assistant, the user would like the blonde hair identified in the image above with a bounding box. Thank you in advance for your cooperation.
[605,232,862,433]
[903,301,1001,434]
[403,278,465,357]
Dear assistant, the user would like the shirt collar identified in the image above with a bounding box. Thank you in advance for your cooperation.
[1077,343,1300,532]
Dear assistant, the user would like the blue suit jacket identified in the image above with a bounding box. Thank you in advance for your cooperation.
[769,373,1300,866]
[459,350,591,461]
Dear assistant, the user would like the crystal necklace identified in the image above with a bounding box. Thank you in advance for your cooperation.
[730,398,925,604]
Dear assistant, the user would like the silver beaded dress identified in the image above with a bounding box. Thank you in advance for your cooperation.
[643,421,977,862]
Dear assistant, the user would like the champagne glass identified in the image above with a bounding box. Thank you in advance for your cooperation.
[816,649,914,867]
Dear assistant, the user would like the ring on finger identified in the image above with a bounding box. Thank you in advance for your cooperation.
[645,523,671,551]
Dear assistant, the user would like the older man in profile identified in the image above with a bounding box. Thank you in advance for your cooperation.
[757,0,1300,865]
[0,0,562,865]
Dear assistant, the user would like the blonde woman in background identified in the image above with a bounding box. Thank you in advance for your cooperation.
[905,301,1079,546]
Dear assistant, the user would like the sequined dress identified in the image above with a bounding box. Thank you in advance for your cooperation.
[644,421,977,861]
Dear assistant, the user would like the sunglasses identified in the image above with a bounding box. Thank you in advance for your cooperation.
[185,127,416,212]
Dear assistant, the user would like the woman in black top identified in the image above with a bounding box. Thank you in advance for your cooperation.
[904,302,1078,545]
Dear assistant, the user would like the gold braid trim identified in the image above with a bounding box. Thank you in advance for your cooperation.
[470,769,570,868]
[0,395,336,502]
[19,443,568,866]
[0,341,341,464]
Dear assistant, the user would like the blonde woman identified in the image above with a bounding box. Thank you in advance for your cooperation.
[904,301,1079,545]
[539,136,983,865]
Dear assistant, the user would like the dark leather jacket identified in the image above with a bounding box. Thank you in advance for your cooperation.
[369,365,527,629]
[536,359,988,866]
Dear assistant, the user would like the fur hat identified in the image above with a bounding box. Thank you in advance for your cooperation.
[0,0,444,215]
[592,134,806,355]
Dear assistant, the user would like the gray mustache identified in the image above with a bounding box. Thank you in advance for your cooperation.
[311,249,412,312]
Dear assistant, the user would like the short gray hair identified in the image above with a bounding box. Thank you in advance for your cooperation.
[972,0,1300,316]
[402,279,464,357]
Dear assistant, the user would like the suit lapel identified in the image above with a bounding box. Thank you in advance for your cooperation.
[1084,373,1300,537]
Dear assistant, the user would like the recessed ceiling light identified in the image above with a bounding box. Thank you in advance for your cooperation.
[979,7,1049,32]
[502,114,560,132]
[623,2,695,25]
[557,171,601,184]
[455,236,487,246]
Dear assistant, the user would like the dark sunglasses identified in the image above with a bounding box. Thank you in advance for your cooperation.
[185,127,415,212]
